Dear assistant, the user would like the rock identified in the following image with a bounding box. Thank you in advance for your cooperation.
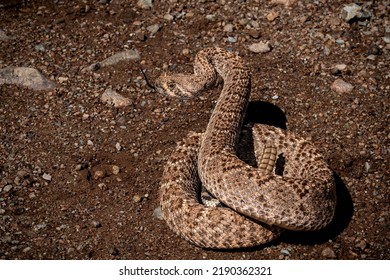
[109,247,119,256]
[0,30,10,41]
[133,195,142,203]
[42,173,52,181]
[101,89,131,108]
[341,3,372,23]
[112,165,120,175]
[135,30,147,41]
[182,49,190,55]
[163,14,174,21]
[34,44,45,52]
[248,42,271,53]
[355,239,367,250]
[331,79,354,94]
[248,29,261,39]
[115,142,122,151]
[330,64,347,75]
[23,247,31,253]
[153,206,164,220]
[146,24,160,36]
[93,170,105,180]
[270,0,297,7]
[321,247,336,258]
[83,50,140,72]
[223,23,234,32]
[266,10,279,22]
[92,221,102,228]
[227,36,237,43]
[0,67,56,91]
[280,249,290,256]
[2,185,13,193]
[137,0,152,9]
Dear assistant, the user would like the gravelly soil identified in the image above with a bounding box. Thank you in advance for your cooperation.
[0,0,389,260]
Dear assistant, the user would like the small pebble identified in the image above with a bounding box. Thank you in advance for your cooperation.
[109,247,119,256]
[93,170,105,180]
[23,247,32,253]
[115,142,122,151]
[163,14,174,21]
[101,89,131,108]
[133,195,142,203]
[321,247,336,258]
[266,10,279,22]
[34,44,45,52]
[227,36,237,43]
[112,165,120,175]
[248,42,271,53]
[3,185,13,192]
[331,79,354,94]
[92,221,102,228]
[146,24,160,36]
[223,23,234,32]
[137,0,152,9]
[280,249,290,256]
[355,239,367,250]
[153,206,164,220]
[42,173,51,181]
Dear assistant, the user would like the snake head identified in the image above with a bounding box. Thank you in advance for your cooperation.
[154,73,206,99]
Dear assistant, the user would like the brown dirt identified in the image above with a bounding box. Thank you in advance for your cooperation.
[0,0,389,260]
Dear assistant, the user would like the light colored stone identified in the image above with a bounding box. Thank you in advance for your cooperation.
[0,30,10,41]
[321,247,336,258]
[223,23,234,32]
[267,10,279,22]
[112,165,120,175]
[248,42,271,53]
[146,24,160,36]
[3,185,13,193]
[341,3,361,22]
[334,64,347,71]
[101,89,131,108]
[137,0,152,9]
[331,79,354,94]
[341,3,371,22]
[270,0,297,7]
[100,50,140,67]
[163,14,174,21]
[0,67,56,91]
[42,173,52,181]
[83,50,140,72]
[93,170,105,180]
[133,195,142,203]
[153,206,164,220]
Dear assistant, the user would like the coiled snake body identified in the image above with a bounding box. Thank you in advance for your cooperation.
[156,48,336,249]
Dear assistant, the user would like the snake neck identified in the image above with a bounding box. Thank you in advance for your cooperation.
[198,48,251,159]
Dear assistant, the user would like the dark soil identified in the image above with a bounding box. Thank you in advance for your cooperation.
[0,0,389,259]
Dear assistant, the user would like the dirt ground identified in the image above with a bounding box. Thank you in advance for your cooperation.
[0,0,389,260]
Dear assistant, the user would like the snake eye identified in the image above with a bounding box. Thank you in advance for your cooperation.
[167,82,176,91]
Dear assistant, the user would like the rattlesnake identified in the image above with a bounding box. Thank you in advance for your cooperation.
[157,47,336,249]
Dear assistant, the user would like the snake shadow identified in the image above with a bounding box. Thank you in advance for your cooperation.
[239,101,353,249]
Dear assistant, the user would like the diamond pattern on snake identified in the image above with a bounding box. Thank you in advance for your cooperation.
[156,47,336,249]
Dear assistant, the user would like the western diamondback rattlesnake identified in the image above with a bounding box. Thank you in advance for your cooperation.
[156,47,337,249]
